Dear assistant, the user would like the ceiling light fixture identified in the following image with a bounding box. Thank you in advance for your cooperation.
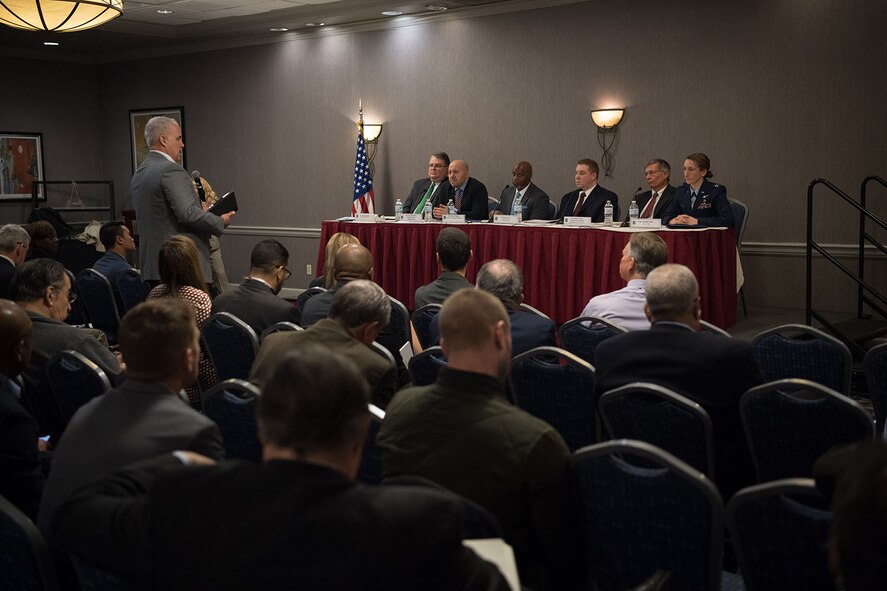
[156,9,174,14]
[269,27,288,32]
[44,41,59,45]
[0,0,124,32]
[382,11,403,16]
[305,22,324,27]
[425,4,448,11]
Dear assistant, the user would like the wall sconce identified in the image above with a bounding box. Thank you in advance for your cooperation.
[0,0,123,32]
[590,108,624,177]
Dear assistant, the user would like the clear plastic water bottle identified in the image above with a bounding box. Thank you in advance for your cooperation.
[447,199,456,216]
[604,200,614,224]
[513,193,523,223]
[394,198,403,221]
[423,200,433,222]
[628,199,639,226]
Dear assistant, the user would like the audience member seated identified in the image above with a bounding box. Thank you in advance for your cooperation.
[24,220,59,261]
[432,159,489,221]
[252,280,397,406]
[0,224,29,299]
[414,227,472,309]
[402,151,451,216]
[556,158,618,222]
[579,232,668,330]
[494,161,552,220]
[38,299,223,547]
[378,289,582,591]
[146,235,216,405]
[212,239,300,335]
[0,300,44,520]
[51,343,509,591]
[92,221,136,282]
[310,231,359,289]
[11,258,122,443]
[429,259,556,355]
[594,264,763,497]
[661,152,734,227]
[301,243,374,327]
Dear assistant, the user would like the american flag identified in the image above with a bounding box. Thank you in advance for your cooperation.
[352,128,375,215]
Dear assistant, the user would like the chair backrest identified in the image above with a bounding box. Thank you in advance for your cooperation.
[201,379,262,462]
[519,302,550,319]
[510,346,596,451]
[728,198,749,249]
[75,269,120,339]
[0,494,59,591]
[296,286,326,311]
[407,346,448,387]
[698,319,731,337]
[114,269,150,314]
[64,269,88,326]
[357,404,385,485]
[726,478,832,591]
[260,321,303,340]
[546,200,557,220]
[369,341,397,373]
[740,378,874,482]
[379,295,410,353]
[864,343,887,437]
[599,382,716,477]
[201,312,259,381]
[572,440,724,591]
[558,315,628,365]
[752,323,852,394]
[45,350,112,423]
[411,304,442,350]
[72,556,149,591]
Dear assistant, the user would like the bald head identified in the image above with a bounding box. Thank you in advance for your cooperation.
[0,299,32,377]
[439,289,511,378]
[644,264,700,326]
[476,259,523,309]
[512,161,533,191]
[447,160,470,188]
[333,244,374,282]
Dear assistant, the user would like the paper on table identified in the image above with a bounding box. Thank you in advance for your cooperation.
[463,538,521,591]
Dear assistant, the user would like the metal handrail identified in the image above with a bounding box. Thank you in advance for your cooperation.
[859,176,887,316]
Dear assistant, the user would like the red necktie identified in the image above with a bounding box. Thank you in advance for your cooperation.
[571,191,587,216]
[640,191,658,218]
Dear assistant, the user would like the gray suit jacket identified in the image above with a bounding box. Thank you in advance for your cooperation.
[131,152,225,282]
[496,183,552,220]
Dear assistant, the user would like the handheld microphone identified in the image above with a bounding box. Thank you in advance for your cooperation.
[192,170,206,202]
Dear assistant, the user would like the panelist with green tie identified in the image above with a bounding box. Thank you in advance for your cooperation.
[402,152,452,215]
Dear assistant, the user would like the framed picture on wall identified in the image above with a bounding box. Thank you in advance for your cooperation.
[0,132,44,202]
[129,106,185,172]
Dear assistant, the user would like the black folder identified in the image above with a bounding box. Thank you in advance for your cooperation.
[208,191,238,216]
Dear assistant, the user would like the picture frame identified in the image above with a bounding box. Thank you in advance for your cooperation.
[0,132,44,202]
[129,106,185,172]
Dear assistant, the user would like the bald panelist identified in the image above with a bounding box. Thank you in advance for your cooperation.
[432,160,489,221]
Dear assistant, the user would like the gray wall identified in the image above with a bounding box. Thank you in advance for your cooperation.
[5,0,887,313]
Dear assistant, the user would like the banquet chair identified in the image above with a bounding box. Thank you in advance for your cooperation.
[46,350,112,424]
[726,479,832,591]
[408,346,448,386]
[519,302,550,319]
[0,494,60,591]
[729,198,749,316]
[699,319,731,337]
[510,346,596,451]
[260,321,302,340]
[864,342,887,437]
[558,316,628,365]
[378,295,411,354]
[201,312,259,381]
[752,323,852,394]
[740,378,874,482]
[357,404,385,485]
[599,382,715,477]
[296,286,326,311]
[75,269,120,342]
[201,379,262,462]
[64,269,88,327]
[571,440,742,591]
[411,303,442,349]
[114,269,150,314]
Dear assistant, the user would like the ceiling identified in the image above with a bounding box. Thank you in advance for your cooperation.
[0,0,565,62]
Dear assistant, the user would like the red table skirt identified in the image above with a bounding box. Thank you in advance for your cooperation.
[318,221,737,328]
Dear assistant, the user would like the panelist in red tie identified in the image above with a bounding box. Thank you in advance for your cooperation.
[624,159,677,221]
[556,158,619,222]
[432,159,490,221]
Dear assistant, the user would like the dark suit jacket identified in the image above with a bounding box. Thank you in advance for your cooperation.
[661,179,734,227]
[52,454,509,591]
[414,271,472,309]
[557,184,619,222]
[436,177,489,221]
[403,178,451,215]
[623,184,677,221]
[594,321,764,497]
[496,183,552,220]
[429,308,556,357]
[0,256,15,300]
[0,374,45,520]
[211,278,301,337]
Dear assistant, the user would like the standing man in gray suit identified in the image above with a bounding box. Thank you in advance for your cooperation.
[494,161,552,220]
[131,116,234,286]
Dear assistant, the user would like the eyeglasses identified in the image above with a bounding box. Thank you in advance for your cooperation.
[277,266,292,281]
[428,163,447,169]
[52,285,77,303]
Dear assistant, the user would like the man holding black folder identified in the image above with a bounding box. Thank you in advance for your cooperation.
[132,116,234,287]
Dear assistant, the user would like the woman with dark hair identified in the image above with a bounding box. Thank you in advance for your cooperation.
[146,235,216,404]
[25,221,59,260]
[661,152,734,228]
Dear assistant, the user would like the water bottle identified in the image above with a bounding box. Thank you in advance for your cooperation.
[394,198,403,221]
[513,193,523,223]
[423,200,433,222]
[447,199,456,216]
[604,200,614,224]
[628,200,639,226]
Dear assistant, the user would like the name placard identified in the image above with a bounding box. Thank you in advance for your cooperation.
[563,216,592,227]
[494,214,520,225]
[632,218,662,229]
[354,213,376,223]
[399,213,422,223]
[443,214,467,224]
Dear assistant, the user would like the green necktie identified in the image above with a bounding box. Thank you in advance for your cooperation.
[413,183,436,214]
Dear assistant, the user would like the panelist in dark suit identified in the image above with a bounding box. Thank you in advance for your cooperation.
[402,152,452,215]
[556,158,618,222]
[624,159,677,221]
[52,345,508,591]
[594,264,763,498]
[494,161,552,220]
[432,160,490,221]
[661,152,734,228]
[0,224,29,300]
